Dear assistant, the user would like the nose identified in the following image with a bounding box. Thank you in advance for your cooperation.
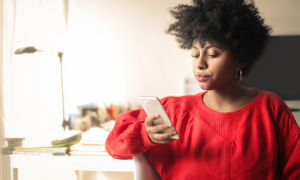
[196,55,208,70]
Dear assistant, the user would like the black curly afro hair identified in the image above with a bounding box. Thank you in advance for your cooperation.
[166,0,272,76]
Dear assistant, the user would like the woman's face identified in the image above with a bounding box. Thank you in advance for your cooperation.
[192,40,239,91]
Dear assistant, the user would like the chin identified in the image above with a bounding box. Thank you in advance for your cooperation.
[198,83,212,91]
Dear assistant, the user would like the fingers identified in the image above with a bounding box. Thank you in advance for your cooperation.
[150,122,172,133]
[151,130,178,144]
[145,114,179,144]
[144,114,159,126]
[145,114,170,133]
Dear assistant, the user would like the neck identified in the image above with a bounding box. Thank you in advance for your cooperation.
[205,81,247,112]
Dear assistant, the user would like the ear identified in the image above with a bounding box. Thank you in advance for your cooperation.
[235,59,246,70]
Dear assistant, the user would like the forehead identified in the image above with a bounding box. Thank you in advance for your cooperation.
[192,39,224,50]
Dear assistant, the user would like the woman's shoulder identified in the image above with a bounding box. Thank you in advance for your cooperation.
[253,88,290,112]
[254,88,285,103]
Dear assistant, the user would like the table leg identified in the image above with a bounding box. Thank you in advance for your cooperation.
[75,170,82,180]
[2,155,16,180]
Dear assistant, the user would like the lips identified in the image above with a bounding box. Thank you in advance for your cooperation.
[195,74,210,82]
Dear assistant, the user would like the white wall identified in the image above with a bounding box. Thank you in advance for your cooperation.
[63,0,192,113]
[255,0,300,35]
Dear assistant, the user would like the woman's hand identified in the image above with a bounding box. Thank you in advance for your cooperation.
[145,114,179,144]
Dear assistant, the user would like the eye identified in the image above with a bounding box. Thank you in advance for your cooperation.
[208,54,219,58]
[191,54,200,58]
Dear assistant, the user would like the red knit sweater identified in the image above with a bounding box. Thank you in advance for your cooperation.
[105,89,300,179]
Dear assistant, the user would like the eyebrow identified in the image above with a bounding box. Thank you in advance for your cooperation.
[192,45,223,50]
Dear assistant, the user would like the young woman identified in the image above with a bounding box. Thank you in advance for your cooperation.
[105,0,300,179]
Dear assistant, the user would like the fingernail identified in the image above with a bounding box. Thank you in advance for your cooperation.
[173,131,177,135]
[154,114,159,118]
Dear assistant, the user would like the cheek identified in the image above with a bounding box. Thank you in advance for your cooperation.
[192,60,198,74]
[210,59,236,78]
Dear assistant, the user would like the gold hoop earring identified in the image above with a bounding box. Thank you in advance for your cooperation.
[239,69,242,82]
[236,69,242,82]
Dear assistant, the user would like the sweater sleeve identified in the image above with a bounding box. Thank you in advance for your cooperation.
[276,102,300,179]
[105,108,157,160]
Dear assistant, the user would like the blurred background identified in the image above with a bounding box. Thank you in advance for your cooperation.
[1,0,300,179]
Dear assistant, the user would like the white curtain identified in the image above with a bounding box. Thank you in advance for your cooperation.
[0,0,17,178]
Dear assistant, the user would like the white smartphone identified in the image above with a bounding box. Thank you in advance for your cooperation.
[138,96,179,139]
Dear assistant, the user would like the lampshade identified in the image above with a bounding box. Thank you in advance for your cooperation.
[14,46,43,54]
